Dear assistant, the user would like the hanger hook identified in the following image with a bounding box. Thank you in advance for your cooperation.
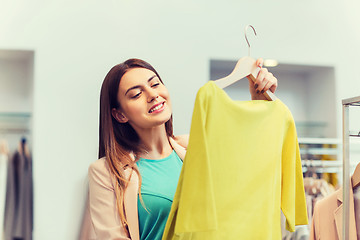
[244,25,257,56]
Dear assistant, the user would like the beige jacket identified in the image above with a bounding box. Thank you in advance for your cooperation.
[310,183,358,240]
[87,136,188,240]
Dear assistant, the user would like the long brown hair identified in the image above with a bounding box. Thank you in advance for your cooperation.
[98,58,173,230]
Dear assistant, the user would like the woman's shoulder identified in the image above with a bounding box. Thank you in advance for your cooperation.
[88,157,112,184]
[88,157,107,173]
[88,157,138,183]
[173,134,189,149]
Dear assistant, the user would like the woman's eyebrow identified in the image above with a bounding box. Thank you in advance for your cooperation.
[125,75,157,96]
[147,75,157,82]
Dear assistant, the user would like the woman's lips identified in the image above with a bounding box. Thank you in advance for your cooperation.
[149,102,165,113]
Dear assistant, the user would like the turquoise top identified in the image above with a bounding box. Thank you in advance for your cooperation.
[136,150,183,240]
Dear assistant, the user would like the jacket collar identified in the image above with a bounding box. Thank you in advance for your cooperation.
[169,137,186,161]
[334,181,357,240]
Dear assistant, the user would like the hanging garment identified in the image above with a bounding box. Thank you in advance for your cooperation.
[162,81,308,240]
[309,184,358,240]
[4,142,33,240]
[0,152,8,240]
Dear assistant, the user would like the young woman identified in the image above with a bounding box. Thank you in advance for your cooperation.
[88,58,278,240]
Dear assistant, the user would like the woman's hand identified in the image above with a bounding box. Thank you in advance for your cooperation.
[249,58,278,100]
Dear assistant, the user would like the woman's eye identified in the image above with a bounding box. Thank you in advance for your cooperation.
[152,83,160,87]
[131,92,141,98]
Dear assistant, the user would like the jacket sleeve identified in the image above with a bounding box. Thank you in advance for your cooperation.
[88,159,131,240]
[281,111,308,232]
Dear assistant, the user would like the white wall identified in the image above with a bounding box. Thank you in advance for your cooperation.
[0,55,33,113]
[1,0,360,239]
[307,68,337,137]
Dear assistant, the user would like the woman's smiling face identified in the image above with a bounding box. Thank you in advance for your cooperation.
[114,67,172,131]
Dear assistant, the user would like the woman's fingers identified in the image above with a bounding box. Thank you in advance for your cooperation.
[254,67,278,94]
[262,72,277,93]
[254,67,268,93]
[269,83,277,93]
[262,81,273,94]
[256,58,264,68]
[251,58,278,100]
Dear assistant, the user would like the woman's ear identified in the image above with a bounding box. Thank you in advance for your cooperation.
[111,108,128,123]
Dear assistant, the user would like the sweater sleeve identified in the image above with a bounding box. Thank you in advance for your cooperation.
[281,110,308,232]
[163,86,218,239]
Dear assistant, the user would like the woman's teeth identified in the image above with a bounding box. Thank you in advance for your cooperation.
[150,103,164,113]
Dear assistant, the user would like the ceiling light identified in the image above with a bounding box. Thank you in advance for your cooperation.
[263,59,278,67]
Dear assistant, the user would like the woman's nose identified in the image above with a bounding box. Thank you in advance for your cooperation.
[147,89,159,103]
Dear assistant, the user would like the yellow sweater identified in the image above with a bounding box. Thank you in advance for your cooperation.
[162,81,308,240]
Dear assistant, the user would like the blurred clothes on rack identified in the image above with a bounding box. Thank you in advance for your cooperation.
[281,172,335,240]
[304,177,335,223]
[0,140,9,240]
[300,142,339,188]
[321,144,338,187]
[162,82,308,240]
[4,138,33,240]
[281,214,309,240]
[304,177,334,196]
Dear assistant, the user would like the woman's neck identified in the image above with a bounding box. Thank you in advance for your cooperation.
[136,125,172,160]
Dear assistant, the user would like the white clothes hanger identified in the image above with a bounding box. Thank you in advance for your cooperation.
[213,25,277,101]
[352,162,360,189]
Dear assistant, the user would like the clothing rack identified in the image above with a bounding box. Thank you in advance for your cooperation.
[0,128,30,134]
[0,112,31,156]
[302,160,342,174]
[0,112,31,134]
[349,130,360,137]
[0,112,31,119]
[342,95,360,240]
[302,160,342,167]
